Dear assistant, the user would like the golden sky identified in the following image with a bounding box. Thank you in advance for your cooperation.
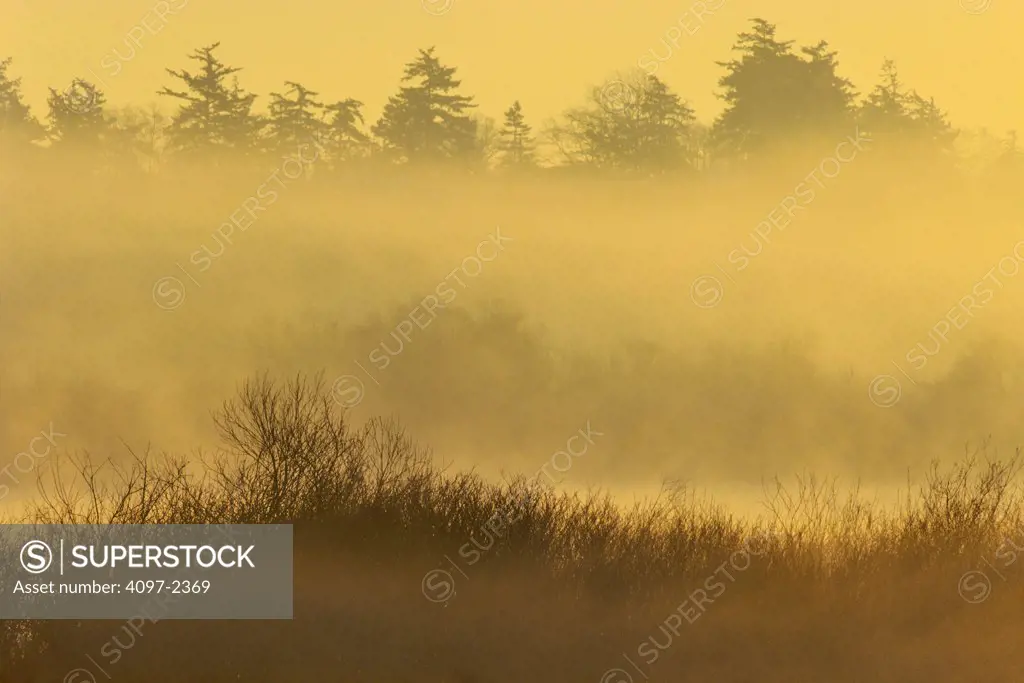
[2,0,1021,134]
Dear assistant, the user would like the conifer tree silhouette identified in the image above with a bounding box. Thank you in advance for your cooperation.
[46,79,107,148]
[859,59,957,156]
[713,19,856,159]
[267,81,328,153]
[0,58,46,151]
[323,98,370,164]
[372,47,477,164]
[158,43,262,159]
[497,101,536,167]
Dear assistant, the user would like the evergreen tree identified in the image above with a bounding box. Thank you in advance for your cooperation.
[713,19,856,158]
[497,101,536,167]
[46,79,109,148]
[371,47,478,164]
[158,43,262,158]
[800,41,858,128]
[906,92,957,151]
[859,59,914,137]
[45,79,143,173]
[859,59,956,153]
[266,81,327,153]
[323,98,370,163]
[0,58,46,151]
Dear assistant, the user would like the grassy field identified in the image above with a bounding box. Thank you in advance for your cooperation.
[1,373,1023,683]
[2,144,1023,682]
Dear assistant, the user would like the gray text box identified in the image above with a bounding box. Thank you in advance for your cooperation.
[0,524,292,619]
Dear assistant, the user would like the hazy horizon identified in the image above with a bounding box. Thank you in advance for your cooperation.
[2,0,1022,133]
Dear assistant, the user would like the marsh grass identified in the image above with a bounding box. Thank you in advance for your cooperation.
[2,373,1022,683]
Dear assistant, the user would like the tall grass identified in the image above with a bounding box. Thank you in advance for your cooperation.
[2,373,1023,683]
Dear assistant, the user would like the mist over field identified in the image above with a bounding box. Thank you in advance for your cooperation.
[3,145,1023,509]
[2,1,1024,681]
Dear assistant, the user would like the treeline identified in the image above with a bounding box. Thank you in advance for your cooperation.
[1,18,1021,178]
